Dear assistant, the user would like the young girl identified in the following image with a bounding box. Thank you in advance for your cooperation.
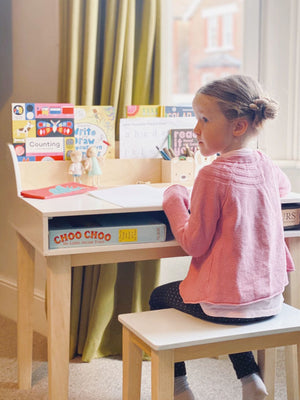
[149,75,294,400]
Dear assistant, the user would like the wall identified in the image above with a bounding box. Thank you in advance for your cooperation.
[0,0,60,335]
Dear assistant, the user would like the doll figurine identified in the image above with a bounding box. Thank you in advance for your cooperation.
[68,150,84,183]
[84,146,103,187]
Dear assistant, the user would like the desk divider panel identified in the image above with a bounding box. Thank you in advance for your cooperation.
[18,159,163,190]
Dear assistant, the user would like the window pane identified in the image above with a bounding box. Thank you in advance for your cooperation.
[171,0,244,105]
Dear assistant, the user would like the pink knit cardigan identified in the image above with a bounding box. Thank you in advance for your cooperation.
[163,150,294,305]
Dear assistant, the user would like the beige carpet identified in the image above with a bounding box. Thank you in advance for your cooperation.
[0,314,288,400]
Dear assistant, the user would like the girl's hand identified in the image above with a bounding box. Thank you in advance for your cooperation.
[163,184,190,210]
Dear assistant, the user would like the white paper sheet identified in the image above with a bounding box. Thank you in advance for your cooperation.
[89,185,167,208]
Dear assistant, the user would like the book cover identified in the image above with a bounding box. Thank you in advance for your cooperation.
[12,103,75,161]
[74,105,115,159]
[161,106,195,118]
[48,213,166,249]
[21,182,97,199]
[126,105,161,118]
[168,128,198,157]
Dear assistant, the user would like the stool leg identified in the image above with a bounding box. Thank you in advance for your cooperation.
[286,344,300,400]
[122,327,143,400]
[257,348,276,400]
[151,349,174,400]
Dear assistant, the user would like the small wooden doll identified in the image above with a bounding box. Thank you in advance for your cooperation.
[83,146,103,187]
[68,150,84,183]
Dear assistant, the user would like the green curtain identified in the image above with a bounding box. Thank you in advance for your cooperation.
[58,0,165,136]
[58,0,165,361]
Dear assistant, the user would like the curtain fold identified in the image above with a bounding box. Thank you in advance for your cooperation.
[132,0,156,104]
[59,0,165,361]
[70,261,160,361]
[81,0,101,104]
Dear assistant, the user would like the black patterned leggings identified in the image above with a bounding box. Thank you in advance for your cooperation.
[149,281,273,379]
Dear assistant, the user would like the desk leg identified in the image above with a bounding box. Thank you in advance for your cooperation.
[46,255,71,400]
[285,237,300,307]
[285,237,300,400]
[17,234,35,389]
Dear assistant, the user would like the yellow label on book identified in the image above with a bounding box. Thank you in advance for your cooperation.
[119,229,138,242]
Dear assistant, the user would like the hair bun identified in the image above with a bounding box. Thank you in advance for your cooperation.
[249,98,278,127]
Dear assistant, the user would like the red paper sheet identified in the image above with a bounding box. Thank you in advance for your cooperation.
[21,182,97,199]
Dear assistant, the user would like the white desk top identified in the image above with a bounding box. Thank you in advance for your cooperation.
[19,189,300,218]
[19,185,168,217]
[19,191,163,217]
[281,192,300,204]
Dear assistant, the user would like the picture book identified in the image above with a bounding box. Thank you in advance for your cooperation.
[20,182,97,199]
[126,105,161,118]
[12,103,75,161]
[168,128,198,157]
[161,106,195,118]
[74,105,115,159]
[48,213,167,249]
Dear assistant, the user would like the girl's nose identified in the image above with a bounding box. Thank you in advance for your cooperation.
[194,120,202,135]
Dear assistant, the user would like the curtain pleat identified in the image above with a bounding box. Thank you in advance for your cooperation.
[100,0,121,105]
[69,266,84,358]
[70,260,160,361]
[81,0,100,104]
[153,0,165,104]
[133,0,157,104]
[65,0,86,103]
[59,0,164,361]
[117,0,135,122]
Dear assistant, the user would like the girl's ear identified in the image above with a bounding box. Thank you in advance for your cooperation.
[233,118,249,137]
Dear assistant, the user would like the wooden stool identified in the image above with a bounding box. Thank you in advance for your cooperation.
[118,303,300,400]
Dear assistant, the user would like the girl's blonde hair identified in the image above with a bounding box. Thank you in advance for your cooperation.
[196,75,279,130]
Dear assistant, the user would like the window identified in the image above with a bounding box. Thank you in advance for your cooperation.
[202,4,237,52]
[206,16,219,51]
[167,0,300,177]
[170,0,243,105]
[256,0,300,167]
[222,13,234,49]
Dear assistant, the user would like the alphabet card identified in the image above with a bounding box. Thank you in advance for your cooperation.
[12,103,75,161]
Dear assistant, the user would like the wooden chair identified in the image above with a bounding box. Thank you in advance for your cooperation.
[118,303,300,400]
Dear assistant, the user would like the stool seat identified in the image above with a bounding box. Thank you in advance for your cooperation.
[118,303,300,400]
[119,304,300,351]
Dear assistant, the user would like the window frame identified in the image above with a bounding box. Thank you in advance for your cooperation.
[165,0,300,167]
[244,0,300,165]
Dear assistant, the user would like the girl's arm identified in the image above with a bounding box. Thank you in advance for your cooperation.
[275,166,291,197]
[163,172,223,257]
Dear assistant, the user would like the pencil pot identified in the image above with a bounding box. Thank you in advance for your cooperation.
[162,158,195,186]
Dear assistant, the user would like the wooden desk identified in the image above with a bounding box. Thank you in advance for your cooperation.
[8,146,300,400]
[11,192,188,400]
